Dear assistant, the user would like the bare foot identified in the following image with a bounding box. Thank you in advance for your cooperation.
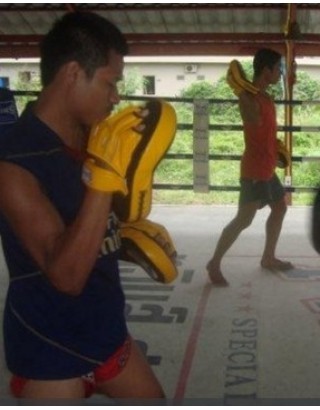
[206,262,229,286]
[260,258,294,271]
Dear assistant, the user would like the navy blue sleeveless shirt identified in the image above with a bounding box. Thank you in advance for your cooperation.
[0,109,128,379]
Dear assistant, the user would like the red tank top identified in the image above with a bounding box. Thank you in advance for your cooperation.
[241,93,277,180]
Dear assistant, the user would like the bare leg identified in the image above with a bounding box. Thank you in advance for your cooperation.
[19,377,85,402]
[97,339,164,401]
[207,202,259,285]
[260,198,293,270]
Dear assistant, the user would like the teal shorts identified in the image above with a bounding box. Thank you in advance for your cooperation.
[239,174,285,208]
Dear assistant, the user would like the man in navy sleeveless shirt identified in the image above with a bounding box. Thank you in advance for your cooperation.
[0,12,164,400]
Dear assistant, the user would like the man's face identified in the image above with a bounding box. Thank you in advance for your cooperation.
[70,49,124,129]
[268,61,282,84]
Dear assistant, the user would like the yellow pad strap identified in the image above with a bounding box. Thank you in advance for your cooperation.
[82,159,127,195]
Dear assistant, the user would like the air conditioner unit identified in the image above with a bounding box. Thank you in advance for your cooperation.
[184,64,198,73]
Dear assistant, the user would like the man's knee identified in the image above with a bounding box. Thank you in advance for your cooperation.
[242,214,256,229]
[270,199,287,218]
[233,210,256,231]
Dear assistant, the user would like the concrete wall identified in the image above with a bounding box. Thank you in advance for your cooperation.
[125,57,232,97]
[0,60,40,88]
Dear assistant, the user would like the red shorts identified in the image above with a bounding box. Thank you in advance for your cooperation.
[10,336,132,398]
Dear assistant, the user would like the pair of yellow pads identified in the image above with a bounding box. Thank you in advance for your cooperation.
[113,100,178,284]
[227,60,291,168]
[84,99,178,283]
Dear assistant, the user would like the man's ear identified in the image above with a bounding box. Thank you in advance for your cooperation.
[64,61,83,85]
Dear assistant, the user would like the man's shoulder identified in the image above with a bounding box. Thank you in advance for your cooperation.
[0,111,60,158]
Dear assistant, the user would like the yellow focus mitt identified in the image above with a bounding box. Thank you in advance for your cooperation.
[227,60,259,96]
[120,219,178,283]
[113,99,177,222]
[276,138,291,168]
[82,106,145,194]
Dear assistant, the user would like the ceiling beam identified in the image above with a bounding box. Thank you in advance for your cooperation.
[2,33,320,59]
[1,4,320,12]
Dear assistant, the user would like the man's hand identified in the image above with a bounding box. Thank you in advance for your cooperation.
[82,106,146,195]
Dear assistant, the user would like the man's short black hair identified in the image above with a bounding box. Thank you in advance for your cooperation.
[40,11,128,86]
[253,48,282,78]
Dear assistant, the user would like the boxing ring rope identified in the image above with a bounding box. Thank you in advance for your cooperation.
[9,91,320,196]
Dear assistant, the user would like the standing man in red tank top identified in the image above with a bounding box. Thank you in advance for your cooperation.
[207,48,293,286]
